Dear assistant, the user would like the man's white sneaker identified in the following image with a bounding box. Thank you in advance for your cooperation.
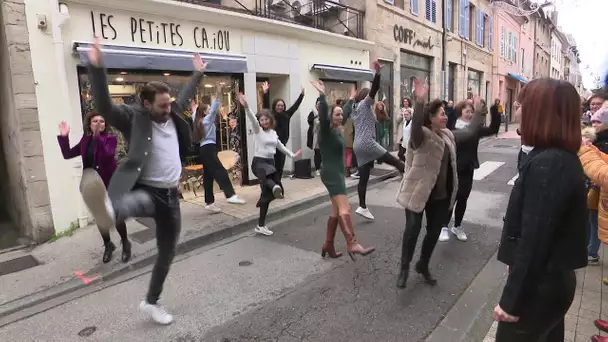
[227,195,246,204]
[254,225,273,236]
[316,170,321,177]
[205,203,222,214]
[451,226,468,241]
[438,227,450,242]
[139,301,173,325]
[351,172,360,179]
[355,207,375,220]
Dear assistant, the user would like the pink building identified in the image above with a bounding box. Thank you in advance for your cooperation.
[491,10,532,121]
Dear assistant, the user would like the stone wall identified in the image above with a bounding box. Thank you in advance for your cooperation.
[0,0,53,243]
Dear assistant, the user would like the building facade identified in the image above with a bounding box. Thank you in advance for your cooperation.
[1,0,374,239]
[550,30,563,79]
[367,0,443,149]
[566,33,584,94]
[532,9,552,79]
[491,9,527,122]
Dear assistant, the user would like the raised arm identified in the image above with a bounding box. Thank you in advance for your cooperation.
[498,154,567,316]
[452,99,485,143]
[204,98,221,125]
[286,89,305,118]
[342,87,356,123]
[238,93,259,134]
[310,81,330,135]
[478,104,502,137]
[172,54,207,115]
[57,135,82,160]
[409,79,429,150]
[579,146,608,187]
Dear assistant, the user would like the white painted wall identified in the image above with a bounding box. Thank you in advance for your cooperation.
[24,0,372,229]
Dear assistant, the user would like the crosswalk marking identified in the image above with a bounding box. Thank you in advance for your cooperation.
[473,161,505,181]
[507,174,519,186]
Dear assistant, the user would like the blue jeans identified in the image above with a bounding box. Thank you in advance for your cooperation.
[588,210,601,258]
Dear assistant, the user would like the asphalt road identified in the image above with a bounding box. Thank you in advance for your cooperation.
[0,137,521,342]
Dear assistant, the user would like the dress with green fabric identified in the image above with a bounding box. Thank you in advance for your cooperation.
[317,94,346,197]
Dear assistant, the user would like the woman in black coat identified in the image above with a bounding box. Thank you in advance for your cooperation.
[494,78,588,341]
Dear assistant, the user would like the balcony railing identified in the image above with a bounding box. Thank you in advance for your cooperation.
[173,0,365,39]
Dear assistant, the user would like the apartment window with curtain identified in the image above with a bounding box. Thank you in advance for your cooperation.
[475,9,485,47]
[500,26,506,58]
[488,16,493,51]
[425,0,437,23]
[513,35,518,64]
[411,0,419,15]
[445,0,453,31]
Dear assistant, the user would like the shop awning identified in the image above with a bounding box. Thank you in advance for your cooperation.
[311,64,374,82]
[507,73,528,84]
[72,41,248,73]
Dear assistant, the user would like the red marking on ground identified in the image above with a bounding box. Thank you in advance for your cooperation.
[74,271,100,285]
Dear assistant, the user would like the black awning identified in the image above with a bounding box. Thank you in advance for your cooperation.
[73,41,247,73]
[311,63,374,82]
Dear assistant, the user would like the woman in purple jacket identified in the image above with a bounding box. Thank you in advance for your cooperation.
[57,112,131,263]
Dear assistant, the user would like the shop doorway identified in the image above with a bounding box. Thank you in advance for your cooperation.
[506,88,514,122]
[448,63,456,101]
[77,69,248,184]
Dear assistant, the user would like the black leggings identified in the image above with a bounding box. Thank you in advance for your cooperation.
[274,150,286,189]
[401,198,450,269]
[199,144,236,205]
[357,152,405,208]
[257,171,281,227]
[446,168,474,227]
[496,270,576,341]
[100,221,128,244]
[314,149,322,171]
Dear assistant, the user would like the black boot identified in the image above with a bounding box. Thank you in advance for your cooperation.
[121,240,132,263]
[102,241,116,263]
[415,260,437,286]
[396,266,409,289]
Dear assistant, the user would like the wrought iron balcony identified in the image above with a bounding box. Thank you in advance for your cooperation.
[174,0,365,39]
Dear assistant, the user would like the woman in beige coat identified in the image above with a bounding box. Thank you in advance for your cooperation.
[395,80,483,289]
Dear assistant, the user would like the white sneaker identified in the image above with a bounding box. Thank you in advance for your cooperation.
[205,203,222,214]
[451,226,468,241]
[272,185,284,199]
[227,195,246,204]
[355,207,375,220]
[438,227,450,242]
[254,225,273,236]
[351,172,360,179]
[316,170,321,177]
[139,301,173,325]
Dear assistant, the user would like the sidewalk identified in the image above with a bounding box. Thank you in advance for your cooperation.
[0,166,396,318]
[484,244,608,342]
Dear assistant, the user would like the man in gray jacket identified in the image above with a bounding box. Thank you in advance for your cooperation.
[84,38,206,325]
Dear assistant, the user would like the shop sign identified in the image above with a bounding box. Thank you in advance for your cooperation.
[89,11,232,52]
[393,24,434,50]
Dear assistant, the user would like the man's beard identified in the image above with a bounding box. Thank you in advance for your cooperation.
[151,111,170,123]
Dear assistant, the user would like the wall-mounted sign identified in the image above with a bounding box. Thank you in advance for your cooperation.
[393,25,434,50]
[89,10,232,52]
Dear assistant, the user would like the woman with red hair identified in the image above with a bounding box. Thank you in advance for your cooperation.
[494,78,587,341]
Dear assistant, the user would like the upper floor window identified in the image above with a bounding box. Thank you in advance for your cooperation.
[459,0,471,40]
[426,0,437,23]
[411,0,420,15]
[475,9,485,47]
[445,0,453,31]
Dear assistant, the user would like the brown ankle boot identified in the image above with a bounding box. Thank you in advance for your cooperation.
[321,216,343,258]
[338,214,375,260]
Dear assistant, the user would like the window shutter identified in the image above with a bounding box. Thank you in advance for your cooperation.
[431,0,437,23]
[446,0,452,31]
[507,31,512,61]
[514,36,518,64]
[411,0,419,15]
[464,1,470,40]
[426,0,431,20]
[459,0,466,37]
[488,16,493,51]
[480,12,485,47]
[500,26,505,57]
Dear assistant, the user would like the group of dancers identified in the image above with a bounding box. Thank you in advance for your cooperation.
[60,36,502,325]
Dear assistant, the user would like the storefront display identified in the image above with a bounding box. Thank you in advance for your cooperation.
[467,69,482,99]
[400,51,432,102]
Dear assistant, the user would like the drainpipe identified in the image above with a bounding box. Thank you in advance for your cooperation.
[441,0,448,100]
[51,1,88,228]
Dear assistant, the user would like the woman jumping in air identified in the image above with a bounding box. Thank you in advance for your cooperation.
[310,80,375,260]
[343,60,405,220]
[238,93,301,236]
[57,112,131,264]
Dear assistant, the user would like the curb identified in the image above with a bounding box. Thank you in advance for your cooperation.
[425,249,507,342]
[0,170,397,321]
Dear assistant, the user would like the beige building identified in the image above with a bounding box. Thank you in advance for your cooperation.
[532,8,552,79]
[0,0,373,242]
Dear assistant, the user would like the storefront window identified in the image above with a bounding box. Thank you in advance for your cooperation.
[378,60,394,150]
[322,81,355,106]
[467,69,481,99]
[400,51,431,102]
[78,70,246,184]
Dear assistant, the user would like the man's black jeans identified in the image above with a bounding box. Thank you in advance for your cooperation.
[131,184,181,305]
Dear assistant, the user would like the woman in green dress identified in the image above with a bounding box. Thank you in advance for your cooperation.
[310,80,375,261]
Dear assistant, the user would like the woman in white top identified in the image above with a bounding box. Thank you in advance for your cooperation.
[396,98,413,162]
[238,93,301,236]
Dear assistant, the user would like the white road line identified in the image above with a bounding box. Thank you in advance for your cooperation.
[473,161,505,181]
[507,174,519,186]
